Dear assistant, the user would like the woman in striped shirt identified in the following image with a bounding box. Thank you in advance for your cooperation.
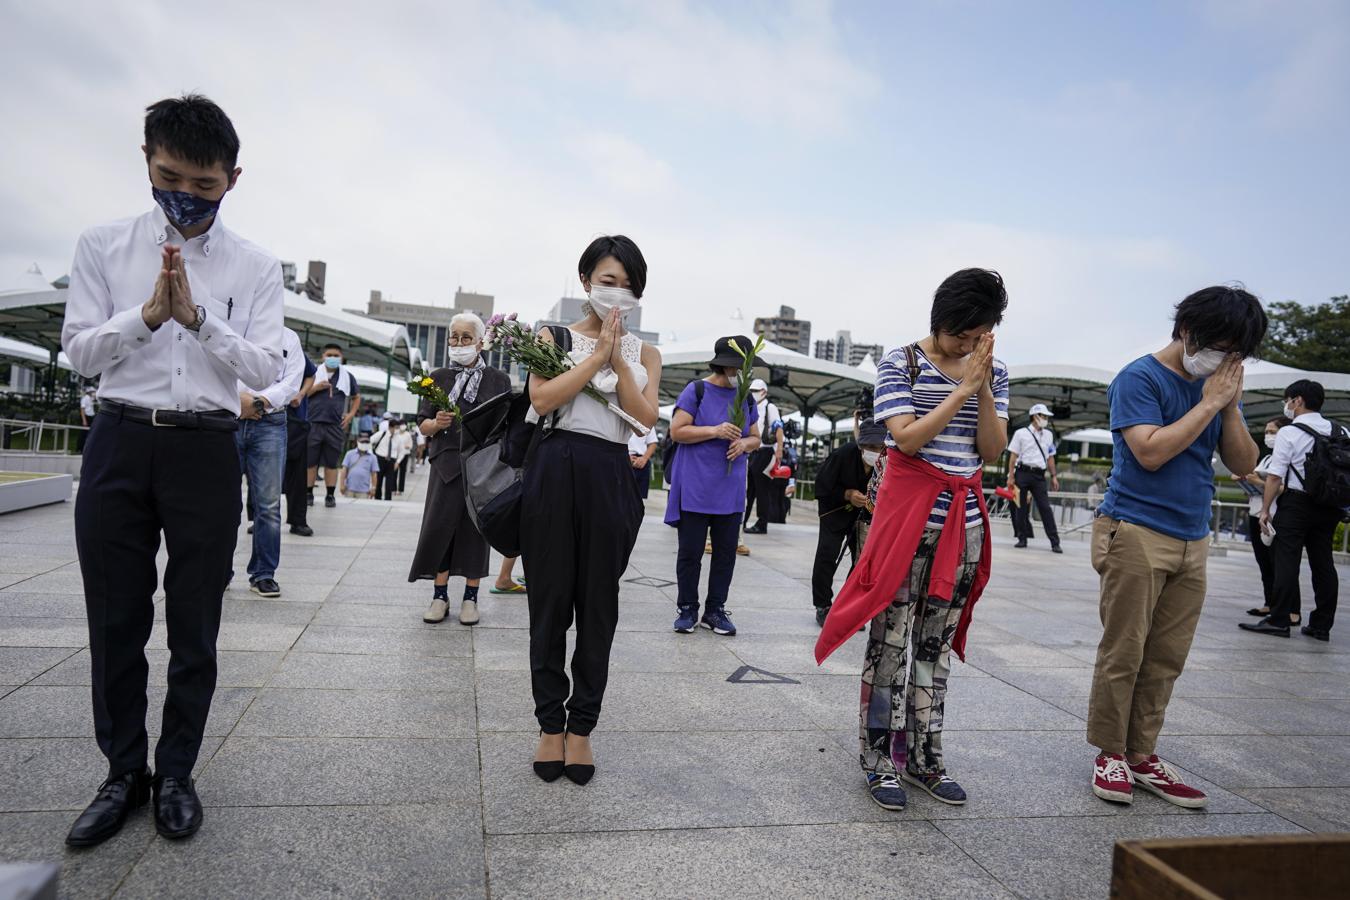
[815,268,1010,812]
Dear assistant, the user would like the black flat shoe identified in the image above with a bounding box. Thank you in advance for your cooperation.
[564,764,594,786]
[534,731,565,782]
[66,768,151,848]
[1246,607,1271,617]
[153,775,203,839]
[1238,618,1290,638]
[289,524,314,536]
[1051,545,1063,554]
[1014,540,1027,548]
[1301,626,1331,642]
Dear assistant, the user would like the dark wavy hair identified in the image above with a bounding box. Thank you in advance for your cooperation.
[1171,285,1267,358]
[578,235,648,299]
[930,268,1008,335]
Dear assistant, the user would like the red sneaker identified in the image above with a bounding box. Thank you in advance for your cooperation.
[1093,753,1133,804]
[1128,756,1208,809]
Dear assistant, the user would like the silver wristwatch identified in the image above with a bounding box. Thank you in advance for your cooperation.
[186,305,206,333]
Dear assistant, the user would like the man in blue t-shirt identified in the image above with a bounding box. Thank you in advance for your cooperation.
[1088,286,1267,812]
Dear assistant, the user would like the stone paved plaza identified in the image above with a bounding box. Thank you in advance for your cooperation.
[1,466,1347,898]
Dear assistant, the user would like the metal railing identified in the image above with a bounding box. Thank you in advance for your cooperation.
[0,417,87,455]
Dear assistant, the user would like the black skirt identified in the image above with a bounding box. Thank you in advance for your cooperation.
[407,470,490,581]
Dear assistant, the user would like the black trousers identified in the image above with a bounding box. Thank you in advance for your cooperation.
[74,413,241,779]
[812,525,856,609]
[377,456,397,501]
[1014,467,1059,545]
[284,415,310,527]
[744,447,775,528]
[675,511,740,613]
[397,456,408,493]
[521,431,643,736]
[1248,514,1276,607]
[1270,491,1340,632]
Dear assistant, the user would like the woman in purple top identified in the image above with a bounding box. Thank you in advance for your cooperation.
[665,336,762,636]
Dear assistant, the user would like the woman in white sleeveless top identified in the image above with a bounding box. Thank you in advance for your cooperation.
[522,235,662,785]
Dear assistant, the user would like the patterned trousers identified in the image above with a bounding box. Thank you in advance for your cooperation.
[859,524,984,777]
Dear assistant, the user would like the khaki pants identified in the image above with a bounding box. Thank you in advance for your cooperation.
[1086,516,1208,755]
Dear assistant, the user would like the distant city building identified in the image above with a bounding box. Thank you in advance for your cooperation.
[538,296,660,345]
[278,259,326,303]
[363,286,505,372]
[815,330,884,367]
[754,305,811,355]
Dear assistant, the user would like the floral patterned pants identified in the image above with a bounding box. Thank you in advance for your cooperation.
[859,523,984,777]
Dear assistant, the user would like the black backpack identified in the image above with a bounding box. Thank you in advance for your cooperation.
[1287,421,1350,514]
[460,326,572,556]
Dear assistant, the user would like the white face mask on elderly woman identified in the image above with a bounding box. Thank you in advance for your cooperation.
[448,346,479,366]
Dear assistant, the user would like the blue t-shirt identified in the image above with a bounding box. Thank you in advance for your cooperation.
[341,449,380,494]
[296,355,318,421]
[1098,355,1222,541]
[663,380,758,524]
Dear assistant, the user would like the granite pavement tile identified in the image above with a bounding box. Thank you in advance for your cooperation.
[0,646,79,684]
[232,687,475,738]
[0,685,256,739]
[1160,734,1350,788]
[1235,787,1350,832]
[470,626,742,674]
[291,623,472,657]
[267,651,472,691]
[0,617,91,648]
[0,810,155,900]
[33,649,283,689]
[0,737,223,812]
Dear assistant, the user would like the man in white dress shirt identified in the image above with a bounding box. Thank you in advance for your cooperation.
[235,326,306,598]
[60,95,283,847]
[1240,379,1342,640]
[1007,402,1063,553]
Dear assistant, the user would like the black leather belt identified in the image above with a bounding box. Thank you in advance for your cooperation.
[1017,464,1046,473]
[100,400,238,433]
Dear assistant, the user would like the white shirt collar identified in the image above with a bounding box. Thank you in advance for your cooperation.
[149,204,226,250]
[1293,411,1326,424]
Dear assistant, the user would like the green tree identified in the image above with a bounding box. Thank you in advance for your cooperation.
[1262,295,1350,373]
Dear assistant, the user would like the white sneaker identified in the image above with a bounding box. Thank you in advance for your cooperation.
[423,597,448,623]
[459,599,480,626]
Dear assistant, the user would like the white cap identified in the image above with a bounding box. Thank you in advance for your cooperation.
[750,378,768,393]
[1028,403,1053,418]
[382,411,395,419]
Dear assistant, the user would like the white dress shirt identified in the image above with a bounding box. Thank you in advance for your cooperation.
[1008,425,1055,468]
[1269,412,1333,491]
[62,206,284,414]
[240,326,305,413]
[627,426,658,457]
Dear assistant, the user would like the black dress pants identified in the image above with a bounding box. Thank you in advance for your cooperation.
[520,431,643,736]
[1270,491,1340,632]
[397,456,408,493]
[74,413,241,779]
[675,510,740,613]
[811,525,855,609]
[1014,467,1060,546]
[744,447,775,528]
[1248,514,1276,607]
[284,414,310,527]
[378,456,397,501]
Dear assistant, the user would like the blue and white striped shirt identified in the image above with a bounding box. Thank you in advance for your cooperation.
[874,345,1009,527]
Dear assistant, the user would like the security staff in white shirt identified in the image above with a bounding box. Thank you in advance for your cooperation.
[235,326,306,599]
[1007,402,1063,553]
[1240,380,1341,640]
[59,95,283,848]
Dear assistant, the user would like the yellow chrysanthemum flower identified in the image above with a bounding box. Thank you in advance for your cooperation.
[421,377,433,387]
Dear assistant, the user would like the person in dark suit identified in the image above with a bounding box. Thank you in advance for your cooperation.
[408,312,511,626]
[811,419,889,626]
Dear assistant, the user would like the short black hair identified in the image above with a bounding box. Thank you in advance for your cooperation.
[1171,285,1267,358]
[322,343,343,354]
[579,235,648,299]
[930,268,1008,335]
[144,94,240,173]
[1285,379,1325,412]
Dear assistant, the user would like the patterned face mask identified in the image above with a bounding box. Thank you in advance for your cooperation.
[152,186,222,228]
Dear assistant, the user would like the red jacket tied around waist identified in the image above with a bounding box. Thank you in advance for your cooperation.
[814,448,992,665]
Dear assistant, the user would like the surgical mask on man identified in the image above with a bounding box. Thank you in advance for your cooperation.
[588,285,639,319]
[1283,402,1298,420]
[861,449,881,467]
[152,186,222,228]
[357,441,370,452]
[1181,342,1227,378]
[324,357,341,370]
[448,346,480,366]
[1033,415,1048,429]
[1264,433,1278,449]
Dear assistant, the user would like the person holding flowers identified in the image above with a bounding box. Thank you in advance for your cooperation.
[664,335,764,637]
[408,312,510,626]
[517,234,661,786]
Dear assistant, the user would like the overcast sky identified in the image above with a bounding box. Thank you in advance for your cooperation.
[2,0,1346,367]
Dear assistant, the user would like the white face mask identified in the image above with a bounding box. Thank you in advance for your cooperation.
[448,345,480,366]
[1283,403,1297,420]
[1264,433,1278,449]
[1181,342,1227,378]
[861,449,881,467]
[1032,415,1048,429]
[588,284,639,319]
[357,442,370,452]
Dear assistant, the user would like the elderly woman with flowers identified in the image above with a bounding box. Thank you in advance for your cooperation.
[408,312,512,626]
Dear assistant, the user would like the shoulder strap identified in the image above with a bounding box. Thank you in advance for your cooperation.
[902,343,920,385]
[546,324,573,353]
[694,378,706,408]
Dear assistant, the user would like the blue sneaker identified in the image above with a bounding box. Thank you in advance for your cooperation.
[866,773,907,811]
[673,608,699,633]
[700,607,736,636]
[901,770,967,805]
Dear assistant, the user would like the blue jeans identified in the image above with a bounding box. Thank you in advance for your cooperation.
[236,411,287,582]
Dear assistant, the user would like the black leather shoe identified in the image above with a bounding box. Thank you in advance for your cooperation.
[1301,625,1331,642]
[66,768,151,848]
[1238,618,1290,637]
[289,524,314,536]
[1014,540,1027,549]
[815,606,830,627]
[153,775,203,839]
[1246,607,1271,617]
[1051,545,1064,554]
[743,524,767,534]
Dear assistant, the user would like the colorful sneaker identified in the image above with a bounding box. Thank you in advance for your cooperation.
[1093,753,1134,804]
[866,773,907,811]
[1128,755,1208,809]
[701,607,737,636]
[901,770,967,805]
[673,608,699,634]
